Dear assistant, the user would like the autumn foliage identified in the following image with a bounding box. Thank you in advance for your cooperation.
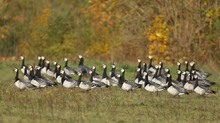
[0,0,220,64]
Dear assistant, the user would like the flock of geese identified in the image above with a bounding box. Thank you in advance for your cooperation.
[14,55,217,96]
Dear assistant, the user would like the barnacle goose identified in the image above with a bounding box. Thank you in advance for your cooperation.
[64,58,77,75]
[134,68,145,88]
[20,56,29,74]
[118,68,142,91]
[14,68,33,89]
[166,74,189,96]
[35,66,57,86]
[89,68,109,88]
[137,59,142,69]
[29,67,47,88]
[60,70,78,88]
[193,75,216,95]
[148,56,156,74]
[45,61,54,77]
[190,61,212,79]
[78,55,92,75]
[101,64,118,86]
[144,72,164,92]
[77,72,99,90]
[177,62,181,71]
[151,65,167,86]
[91,66,102,81]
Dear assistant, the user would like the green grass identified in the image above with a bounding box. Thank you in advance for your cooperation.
[0,60,220,123]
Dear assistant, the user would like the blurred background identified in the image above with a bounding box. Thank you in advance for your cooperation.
[0,0,220,65]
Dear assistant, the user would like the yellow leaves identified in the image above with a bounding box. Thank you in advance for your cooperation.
[146,15,170,63]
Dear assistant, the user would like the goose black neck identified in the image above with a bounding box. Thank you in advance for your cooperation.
[42,59,45,67]
[138,62,141,69]
[89,72,94,82]
[77,75,82,85]
[185,63,189,71]
[65,60,68,67]
[149,59,153,68]
[143,63,147,73]
[178,64,181,71]
[190,64,195,72]
[15,70,19,81]
[79,58,84,66]
[121,71,125,81]
[167,77,172,87]
[46,63,50,70]
[38,59,42,67]
[118,76,123,88]
[144,74,149,87]
[30,70,35,79]
[194,77,198,89]
[136,70,142,81]
[153,68,158,78]
[158,67,162,77]
[102,67,108,79]
[21,59,25,68]
[110,67,116,77]
[176,72,181,81]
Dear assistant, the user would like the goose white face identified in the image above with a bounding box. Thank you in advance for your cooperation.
[103,64,107,68]
[137,68,140,72]
[117,74,121,78]
[78,72,82,76]
[46,61,50,64]
[143,63,146,66]
[177,70,181,74]
[185,61,188,64]
[60,70,64,74]
[92,66,96,70]
[194,75,198,78]
[191,70,195,74]
[57,65,61,68]
[64,58,68,61]
[14,68,18,72]
[159,62,162,65]
[112,65,116,68]
[41,56,45,60]
[155,65,159,69]
[38,56,41,60]
[148,55,153,59]
[20,56,24,60]
[89,70,93,74]
[121,69,125,73]
[79,55,83,58]
[158,65,161,69]
[167,74,171,78]
[177,62,181,66]
[190,61,195,66]
[53,61,57,65]
[138,59,141,63]
[182,72,186,75]
[165,68,169,72]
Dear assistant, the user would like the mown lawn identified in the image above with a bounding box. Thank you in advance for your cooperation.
[0,59,220,123]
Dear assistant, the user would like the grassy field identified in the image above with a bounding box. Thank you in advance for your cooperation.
[0,59,220,123]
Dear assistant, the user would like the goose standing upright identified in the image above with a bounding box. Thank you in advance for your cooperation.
[101,64,118,86]
[148,56,156,74]
[78,55,92,75]
[20,56,29,74]
[64,58,77,75]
